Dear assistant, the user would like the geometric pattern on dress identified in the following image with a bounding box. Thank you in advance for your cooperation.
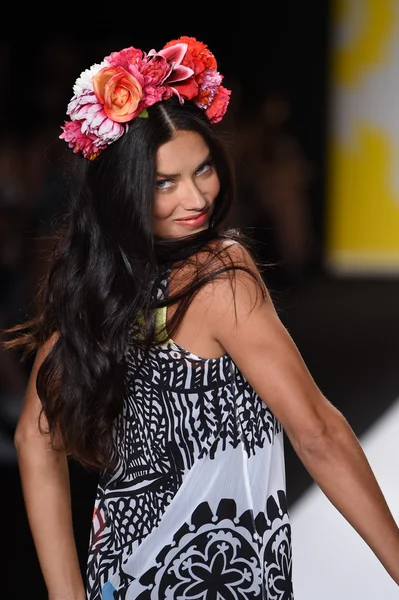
[107,491,293,599]
[86,270,287,600]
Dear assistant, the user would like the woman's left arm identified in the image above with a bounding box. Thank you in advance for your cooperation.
[206,244,399,584]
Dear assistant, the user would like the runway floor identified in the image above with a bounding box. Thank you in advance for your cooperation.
[291,396,399,599]
[4,270,399,599]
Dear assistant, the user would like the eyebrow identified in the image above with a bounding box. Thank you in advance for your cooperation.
[156,153,212,179]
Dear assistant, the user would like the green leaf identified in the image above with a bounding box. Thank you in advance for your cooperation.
[138,109,149,119]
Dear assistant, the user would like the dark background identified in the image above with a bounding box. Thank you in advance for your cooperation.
[3,3,399,598]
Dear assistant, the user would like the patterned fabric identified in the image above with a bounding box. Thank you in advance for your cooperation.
[86,271,293,599]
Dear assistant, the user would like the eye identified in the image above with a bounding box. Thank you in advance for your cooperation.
[156,179,174,191]
[196,160,213,176]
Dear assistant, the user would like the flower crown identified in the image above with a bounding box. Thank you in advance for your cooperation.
[60,36,231,161]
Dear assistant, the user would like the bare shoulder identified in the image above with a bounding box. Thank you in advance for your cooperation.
[170,236,264,289]
[182,237,272,335]
[205,237,269,305]
[209,236,256,262]
[167,236,272,359]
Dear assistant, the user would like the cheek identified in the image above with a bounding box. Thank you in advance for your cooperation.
[209,174,221,200]
[153,197,175,220]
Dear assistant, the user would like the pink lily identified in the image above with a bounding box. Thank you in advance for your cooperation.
[148,43,194,85]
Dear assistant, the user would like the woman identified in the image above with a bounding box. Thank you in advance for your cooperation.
[6,36,399,600]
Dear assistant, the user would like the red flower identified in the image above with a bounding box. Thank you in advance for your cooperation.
[205,86,231,123]
[163,36,218,101]
[165,36,217,71]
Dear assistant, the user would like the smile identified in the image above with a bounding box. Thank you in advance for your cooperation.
[175,211,209,227]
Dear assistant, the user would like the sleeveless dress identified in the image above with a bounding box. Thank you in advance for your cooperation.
[86,269,294,600]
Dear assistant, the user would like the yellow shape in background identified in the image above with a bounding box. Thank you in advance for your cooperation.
[332,0,396,85]
[326,124,399,255]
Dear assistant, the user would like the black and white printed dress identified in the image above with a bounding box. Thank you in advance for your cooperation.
[86,270,294,600]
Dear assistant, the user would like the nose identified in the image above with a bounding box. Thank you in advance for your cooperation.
[180,179,207,211]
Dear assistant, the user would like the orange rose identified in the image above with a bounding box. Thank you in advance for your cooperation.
[93,66,143,123]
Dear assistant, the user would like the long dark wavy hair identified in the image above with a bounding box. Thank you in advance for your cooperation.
[3,96,266,470]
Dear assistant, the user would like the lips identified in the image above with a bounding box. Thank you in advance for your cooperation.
[174,211,210,229]
[176,209,208,222]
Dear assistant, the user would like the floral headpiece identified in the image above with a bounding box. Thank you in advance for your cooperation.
[60,36,231,160]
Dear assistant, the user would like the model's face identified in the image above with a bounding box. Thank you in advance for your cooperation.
[153,130,220,239]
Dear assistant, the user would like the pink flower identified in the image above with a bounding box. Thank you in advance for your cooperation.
[93,66,143,123]
[67,89,98,116]
[196,69,223,109]
[162,37,217,102]
[59,120,107,160]
[59,37,232,160]
[80,104,125,143]
[139,54,173,107]
[105,46,143,69]
[150,43,195,101]
[141,55,170,86]
[142,84,172,108]
[205,85,231,123]
[155,43,194,85]
[67,89,125,144]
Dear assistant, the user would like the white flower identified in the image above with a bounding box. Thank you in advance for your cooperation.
[72,60,110,95]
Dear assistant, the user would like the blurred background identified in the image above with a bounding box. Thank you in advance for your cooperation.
[2,1,399,598]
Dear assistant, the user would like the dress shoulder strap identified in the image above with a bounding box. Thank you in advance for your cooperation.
[154,267,172,344]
